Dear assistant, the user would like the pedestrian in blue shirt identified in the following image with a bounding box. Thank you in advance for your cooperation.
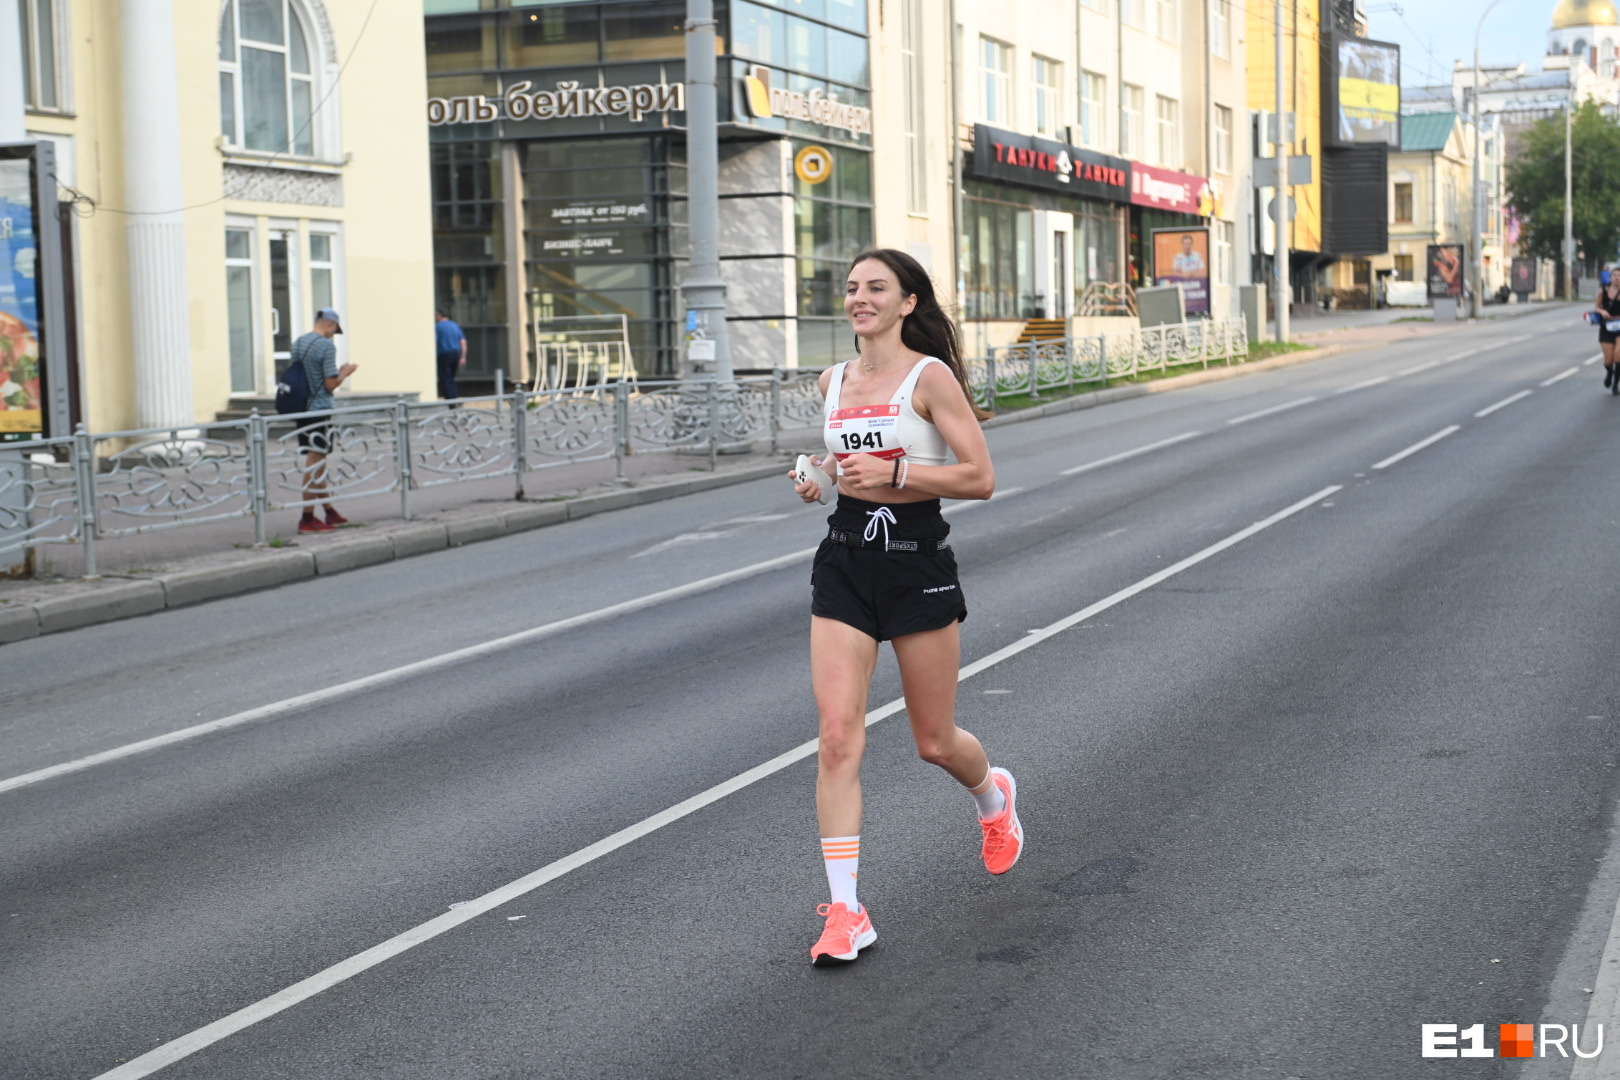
[434,309,467,400]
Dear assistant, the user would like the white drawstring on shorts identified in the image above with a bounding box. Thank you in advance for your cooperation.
[863,506,897,547]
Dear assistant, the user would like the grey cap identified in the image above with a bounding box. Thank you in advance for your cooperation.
[316,307,343,333]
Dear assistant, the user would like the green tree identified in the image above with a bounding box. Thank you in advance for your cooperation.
[1506,101,1620,266]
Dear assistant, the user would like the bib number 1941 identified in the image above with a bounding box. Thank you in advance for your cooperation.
[839,430,885,452]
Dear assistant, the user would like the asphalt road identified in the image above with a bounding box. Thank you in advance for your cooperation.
[4,307,1618,1080]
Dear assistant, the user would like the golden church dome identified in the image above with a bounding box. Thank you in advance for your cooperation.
[1553,0,1619,29]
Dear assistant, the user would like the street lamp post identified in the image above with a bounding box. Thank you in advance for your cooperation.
[1471,0,1509,319]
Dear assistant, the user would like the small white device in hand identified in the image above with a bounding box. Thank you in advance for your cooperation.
[794,454,834,504]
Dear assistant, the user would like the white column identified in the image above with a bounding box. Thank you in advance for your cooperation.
[0,0,27,142]
[122,0,193,429]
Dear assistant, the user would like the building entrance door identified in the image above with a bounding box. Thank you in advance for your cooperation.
[269,231,298,384]
[1033,210,1074,319]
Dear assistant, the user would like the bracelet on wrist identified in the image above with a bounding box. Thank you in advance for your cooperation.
[891,458,901,487]
[897,458,909,489]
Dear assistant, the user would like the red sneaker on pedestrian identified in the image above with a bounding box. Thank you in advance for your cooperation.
[979,767,1024,875]
[323,507,349,526]
[298,515,334,533]
[810,902,876,966]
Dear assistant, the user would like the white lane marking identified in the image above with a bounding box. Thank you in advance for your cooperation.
[1372,425,1461,470]
[1587,353,1606,366]
[89,484,1342,1080]
[1446,349,1479,361]
[942,487,1023,515]
[1401,360,1443,376]
[1334,375,1391,395]
[1542,367,1580,386]
[1474,389,1533,418]
[0,546,820,797]
[1059,431,1203,476]
[630,531,735,559]
[1226,397,1319,426]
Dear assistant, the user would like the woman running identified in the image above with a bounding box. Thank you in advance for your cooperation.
[788,248,1023,967]
[1596,272,1620,394]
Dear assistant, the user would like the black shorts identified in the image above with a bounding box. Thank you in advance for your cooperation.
[295,413,333,452]
[811,495,968,642]
[1602,331,1618,345]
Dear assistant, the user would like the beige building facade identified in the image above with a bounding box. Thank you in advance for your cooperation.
[1384,112,1476,295]
[16,0,435,437]
[867,0,1251,357]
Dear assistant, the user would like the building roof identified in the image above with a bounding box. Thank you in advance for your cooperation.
[1401,111,1458,151]
[1552,0,1618,28]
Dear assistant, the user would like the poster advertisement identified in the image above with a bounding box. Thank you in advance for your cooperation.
[1427,243,1466,299]
[1334,38,1401,147]
[0,156,41,439]
[1152,227,1211,314]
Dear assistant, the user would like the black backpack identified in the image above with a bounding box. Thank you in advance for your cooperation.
[274,357,311,414]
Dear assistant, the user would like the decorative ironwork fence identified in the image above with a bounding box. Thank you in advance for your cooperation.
[0,319,1245,577]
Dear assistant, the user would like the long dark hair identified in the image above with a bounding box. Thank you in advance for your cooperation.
[847,248,991,421]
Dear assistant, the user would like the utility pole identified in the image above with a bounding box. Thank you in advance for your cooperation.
[1565,100,1576,299]
[1471,0,1507,318]
[682,0,732,381]
[1274,0,1290,343]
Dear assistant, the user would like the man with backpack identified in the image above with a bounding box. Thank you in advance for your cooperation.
[283,308,357,533]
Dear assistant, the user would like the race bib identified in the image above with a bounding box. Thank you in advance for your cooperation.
[827,403,906,461]
[1605,320,1620,333]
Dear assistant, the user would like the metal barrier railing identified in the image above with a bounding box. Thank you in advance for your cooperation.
[965,316,1249,410]
[0,319,1245,577]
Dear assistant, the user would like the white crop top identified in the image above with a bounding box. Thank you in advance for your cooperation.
[823,357,951,469]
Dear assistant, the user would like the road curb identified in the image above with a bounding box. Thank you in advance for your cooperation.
[0,342,1369,643]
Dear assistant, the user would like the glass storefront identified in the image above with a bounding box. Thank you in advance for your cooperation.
[425,0,872,378]
[963,179,1126,321]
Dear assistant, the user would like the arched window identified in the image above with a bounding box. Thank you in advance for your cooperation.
[1603,39,1616,78]
[1574,38,1588,60]
[219,0,317,156]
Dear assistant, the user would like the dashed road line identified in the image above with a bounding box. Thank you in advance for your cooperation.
[1372,426,1461,471]
[1541,367,1579,387]
[1059,432,1203,476]
[1335,375,1391,395]
[1226,397,1319,426]
[1474,389,1533,418]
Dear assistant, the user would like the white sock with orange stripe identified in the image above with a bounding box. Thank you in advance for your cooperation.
[968,769,1007,820]
[821,835,860,912]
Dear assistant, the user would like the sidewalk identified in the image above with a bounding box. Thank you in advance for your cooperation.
[0,307,1571,644]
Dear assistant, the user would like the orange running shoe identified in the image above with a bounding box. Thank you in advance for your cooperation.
[810,902,876,966]
[979,767,1024,875]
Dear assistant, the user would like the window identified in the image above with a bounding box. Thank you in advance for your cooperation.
[1121,84,1143,157]
[1155,0,1177,42]
[1032,55,1062,137]
[309,231,337,313]
[1604,40,1616,78]
[1120,0,1141,28]
[20,0,66,112]
[963,181,1036,320]
[981,37,1012,125]
[901,0,926,212]
[219,0,318,157]
[226,227,257,394]
[1214,105,1232,174]
[1394,253,1414,280]
[1394,182,1414,223]
[1082,0,1107,10]
[1214,220,1234,285]
[1212,0,1229,58]
[1080,71,1105,148]
[1156,95,1178,166]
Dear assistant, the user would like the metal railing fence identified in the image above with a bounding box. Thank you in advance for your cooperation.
[0,319,1245,577]
[965,316,1249,410]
